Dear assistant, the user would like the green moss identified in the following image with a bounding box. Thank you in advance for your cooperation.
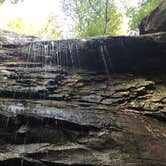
[72,74,81,80]
[64,93,70,99]
[40,100,69,108]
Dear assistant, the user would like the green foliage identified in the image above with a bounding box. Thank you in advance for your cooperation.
[72,74,81,80]
[7,17,35,35]
[0,0,61,38]
[3,0,162,37]
[0,0,5,4]
[38,15,62,39]
[7,17,24,34]
[127,0,162,32]
[7,15,62,39]
[63,0,122,38]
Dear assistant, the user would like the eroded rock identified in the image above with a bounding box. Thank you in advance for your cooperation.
[0,29,39,46]
[0,29,166,165]
[17,32,166,73]
[0,58,165,165]
[140,1,166,34]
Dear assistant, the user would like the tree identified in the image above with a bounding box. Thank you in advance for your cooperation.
[127,0,162,32]
[7,15,62,38]
[62,0,122,38]
[0,0,61,38]
[0,0,4,4]
[7,17,24,34]
[38,14,62,39]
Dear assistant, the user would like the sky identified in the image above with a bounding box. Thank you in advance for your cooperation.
[0,0,140,37]
[0,0,61,24]
[0,0,61,29]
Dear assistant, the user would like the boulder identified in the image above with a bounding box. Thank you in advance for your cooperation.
[140,1,166,34]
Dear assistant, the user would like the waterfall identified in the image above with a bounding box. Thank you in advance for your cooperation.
[20,37,113,74]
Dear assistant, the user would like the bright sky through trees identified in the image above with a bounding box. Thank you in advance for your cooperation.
[0,0,61,27]
[0,0,142,38]
[0,0,73,37]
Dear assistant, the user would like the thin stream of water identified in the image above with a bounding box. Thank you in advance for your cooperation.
[100,45,110,76]
[24,39,111,75]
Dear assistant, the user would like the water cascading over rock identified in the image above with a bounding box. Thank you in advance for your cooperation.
[18,32,166,73]
[0,6,166,165]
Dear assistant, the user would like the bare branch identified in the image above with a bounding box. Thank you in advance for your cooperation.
[103,0,109,34]
[88,0,100,16]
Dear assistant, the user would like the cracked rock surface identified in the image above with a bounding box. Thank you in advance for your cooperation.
[0,31,166,166]
[0,59,166,166]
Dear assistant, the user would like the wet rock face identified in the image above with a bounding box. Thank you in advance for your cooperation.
[18,32,166,73]
[0,30,166,165]
[0,58,166,165]
[140,1,166,34]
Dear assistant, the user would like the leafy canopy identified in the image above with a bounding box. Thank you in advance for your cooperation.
[63,0,122,38]
[127,0,162,32]
[7,15,62,39]
[0,0,163,37]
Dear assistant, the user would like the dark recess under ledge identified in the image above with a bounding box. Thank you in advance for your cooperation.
[17,32,166,74]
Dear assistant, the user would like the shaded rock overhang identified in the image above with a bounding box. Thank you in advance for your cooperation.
[14,32,166,74]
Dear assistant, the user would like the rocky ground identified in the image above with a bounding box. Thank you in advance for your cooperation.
[0,44,166,166]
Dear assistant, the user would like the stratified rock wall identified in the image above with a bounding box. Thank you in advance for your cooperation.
[0,11,166,165]
[0,29,39,46]
[18,32,166,73]
[0,60,166,166]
